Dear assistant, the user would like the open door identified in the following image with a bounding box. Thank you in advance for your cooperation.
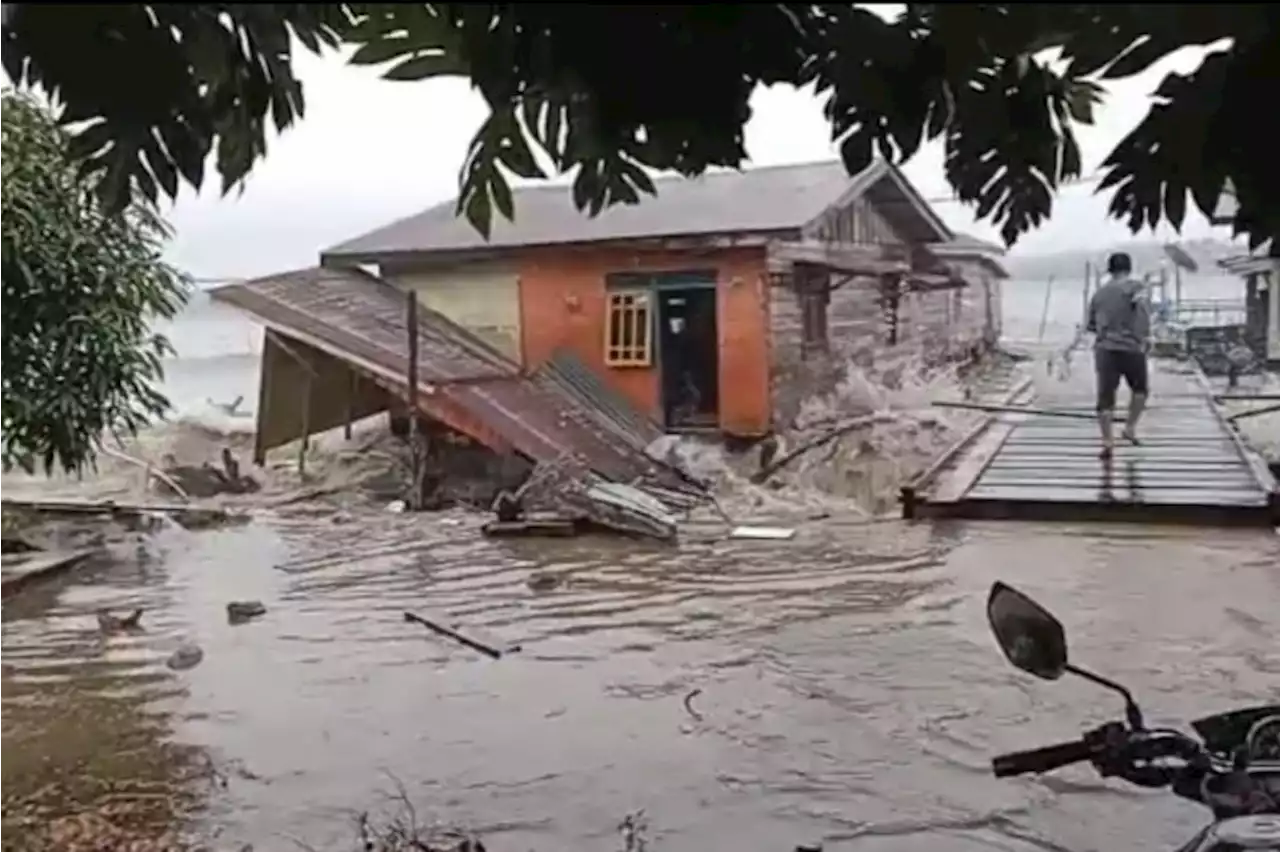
[657,285,719,429]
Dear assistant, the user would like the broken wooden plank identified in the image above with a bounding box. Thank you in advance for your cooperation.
[1,548,100,599]
[482,518,578,538]
[2,497,194,514]
[403,611,503,659]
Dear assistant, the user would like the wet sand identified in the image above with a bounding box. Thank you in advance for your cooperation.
[3,505,1277,852]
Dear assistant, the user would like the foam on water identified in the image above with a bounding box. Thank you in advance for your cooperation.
[648,349,1019,520]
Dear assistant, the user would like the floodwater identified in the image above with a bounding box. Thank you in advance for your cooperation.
[4,502,1278,851]
[5,278,1279,850]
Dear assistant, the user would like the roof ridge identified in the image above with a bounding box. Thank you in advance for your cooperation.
[322,158,905,260]
[497,157,848,195]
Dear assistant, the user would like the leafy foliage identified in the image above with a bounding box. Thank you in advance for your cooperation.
[1,4,346,208]
[4,4,1278,249]
[1,91,189,475]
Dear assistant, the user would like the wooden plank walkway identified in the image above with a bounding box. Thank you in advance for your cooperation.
[906,359,1280,527]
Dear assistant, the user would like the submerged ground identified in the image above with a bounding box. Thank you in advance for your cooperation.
[4,349,1278,851]
[3,501,1277,852]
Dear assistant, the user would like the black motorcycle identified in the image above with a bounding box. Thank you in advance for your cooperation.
[984,581,1280,851]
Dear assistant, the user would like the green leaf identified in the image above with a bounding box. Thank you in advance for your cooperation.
[459,187,492,241]
[488,167,514,221]
[2,91,187,475]
[383,52,467,80]
[350,37,419,67]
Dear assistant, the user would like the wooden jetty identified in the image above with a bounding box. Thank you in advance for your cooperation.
[903,359,1280,527]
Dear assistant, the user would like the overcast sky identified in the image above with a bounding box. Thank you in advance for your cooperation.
[165,40,1234,281]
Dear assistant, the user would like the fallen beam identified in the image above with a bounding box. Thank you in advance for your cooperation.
[403,611,504,659]
[482,518,578,538]
[0,498,243,530]
[1226,402,1280,422]
[1,548,99,599]
[4,497,203,515]
[932,400,1101,421]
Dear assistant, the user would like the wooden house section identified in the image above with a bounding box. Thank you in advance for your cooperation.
[209,267,701,503]
[1219,252,1280,365]
[254,329,390,464]
[318,159,1006,438]
[763,168,999,427]
[379,260,523,363]
[518,243,771,437]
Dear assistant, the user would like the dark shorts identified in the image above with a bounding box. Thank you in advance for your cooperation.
[1094,349,1149,411]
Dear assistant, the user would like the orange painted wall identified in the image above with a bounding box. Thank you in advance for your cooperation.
[517,244,772,436]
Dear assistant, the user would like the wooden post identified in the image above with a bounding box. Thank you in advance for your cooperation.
[1082,260,1092,323]
[343,369,356,440]
[253,331,276,466]
[298,373,312,476]
[1037,275,1054,341]
[405,290,421,510]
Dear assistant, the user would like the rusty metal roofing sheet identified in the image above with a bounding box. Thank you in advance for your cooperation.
[533,349,665,449]
[214,267,518,383]
[210,267,701,502]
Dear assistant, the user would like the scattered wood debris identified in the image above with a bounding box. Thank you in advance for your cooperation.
[403,611,504,659]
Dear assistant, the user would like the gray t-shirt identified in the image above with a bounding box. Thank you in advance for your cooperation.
[1087,277,1149,353]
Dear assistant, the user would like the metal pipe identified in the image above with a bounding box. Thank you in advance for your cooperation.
[932,400,1102,421]
[1226,403,1280,422]
[1216,393,1280,402]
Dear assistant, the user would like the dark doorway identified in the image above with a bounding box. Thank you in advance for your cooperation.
[657,285,719,429]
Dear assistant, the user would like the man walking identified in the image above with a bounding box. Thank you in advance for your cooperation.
[1086,252,1150,460]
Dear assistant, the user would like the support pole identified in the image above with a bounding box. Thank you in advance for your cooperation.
[405,290,422,510]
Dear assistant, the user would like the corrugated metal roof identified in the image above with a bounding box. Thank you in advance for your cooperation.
[324,160,886,260]
[932,232,1006,256]
[210,268,703,505]
[533,349,665,448]
[215,266,519,384]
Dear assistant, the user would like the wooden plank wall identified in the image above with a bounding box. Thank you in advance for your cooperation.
[768,199,997,428]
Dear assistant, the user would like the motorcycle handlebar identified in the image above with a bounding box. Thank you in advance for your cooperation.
[991,738,1095,778]
[992,724,1212,781]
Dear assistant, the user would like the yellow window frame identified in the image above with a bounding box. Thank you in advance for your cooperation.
[604,289,653,367]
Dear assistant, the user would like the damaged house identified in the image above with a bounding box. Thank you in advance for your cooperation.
[1210,186,1279,367]
[320,159,1006,435]
[210,160,1004,527]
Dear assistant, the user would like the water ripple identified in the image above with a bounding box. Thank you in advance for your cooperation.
[3,508,1277,851]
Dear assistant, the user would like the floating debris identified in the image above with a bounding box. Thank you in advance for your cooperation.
[483,517,577,538]
[165,642,204,671]
[525,572,562,592]
[96,607,143,633]
[403,611,503,659]
[1,547,100,599]
[226,600,267,625]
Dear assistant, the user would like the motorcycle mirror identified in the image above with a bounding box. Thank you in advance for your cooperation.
[986,582,1068,681]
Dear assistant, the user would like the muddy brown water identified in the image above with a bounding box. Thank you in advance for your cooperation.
[3,506,1278,852]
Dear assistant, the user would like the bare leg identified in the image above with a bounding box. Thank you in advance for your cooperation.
[1095,350,1121,460]
[1123,393,1146,444]
[1098,410,1115,459]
